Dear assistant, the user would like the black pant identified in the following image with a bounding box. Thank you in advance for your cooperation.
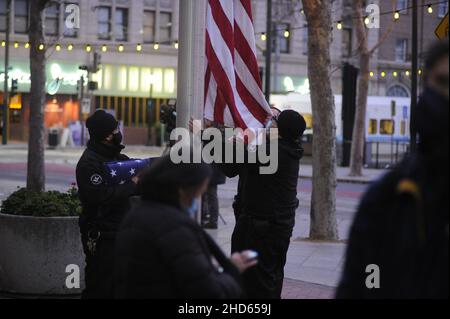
[202,185,219,226]
[80,230,116,299]
[231,214,294,299]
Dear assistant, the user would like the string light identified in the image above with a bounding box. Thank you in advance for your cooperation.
[55,44,61,51]
[393,71,398,77]
[370,71,375,77]
[427,4,433,14]
[394,11,401,21]
[101,44,108,52]
[67,44,74,51]
[336,21,343,30]
[283,29,290,38]
[300,9,305,15]
[153,43,160,50]
[24,42,30,49]
[118,44,124,52]
[364,16,371,25]
[174,41,179,49]
[38,43,45,51]
[381,71,386,78]
[261,33,267,41]
[14,41,19,49]
[136,43,142,52]
[405,70,410,76]
[85,44,92,52]
[418,69,423,75]
[1,40,5,47]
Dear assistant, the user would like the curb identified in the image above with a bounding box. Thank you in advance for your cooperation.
[299,175,375,185]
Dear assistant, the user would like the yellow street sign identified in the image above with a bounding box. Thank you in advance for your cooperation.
[435,13,449,40]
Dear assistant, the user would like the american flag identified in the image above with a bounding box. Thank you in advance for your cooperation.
[104,159,152,185]
[205,0,272,130]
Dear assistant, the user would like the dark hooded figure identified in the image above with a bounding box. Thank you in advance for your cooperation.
[220,110,307,299]
[76,110,138,299]
[337,41,449,299]
[114,156,257,299]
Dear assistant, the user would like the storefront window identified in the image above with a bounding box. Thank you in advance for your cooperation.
[400,120,407,136]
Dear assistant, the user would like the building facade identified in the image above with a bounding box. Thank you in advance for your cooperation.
[1,0,180,144]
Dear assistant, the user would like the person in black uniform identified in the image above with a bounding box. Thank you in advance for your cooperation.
[114,156,257,299]
[76,110,138,299]
[337,41,449,299]
[221,110,307,299]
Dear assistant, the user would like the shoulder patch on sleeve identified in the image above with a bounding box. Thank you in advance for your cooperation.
[90,174,103,186]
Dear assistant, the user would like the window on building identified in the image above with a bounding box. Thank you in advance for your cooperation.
[395,39,408,62]
[439,2,448,17]
[380,120,395,135]
[115,7,128,42]
[14,0,28,34]
[272,23,290,54]
[0,0,6,32]
[368,119,378,135]
[302,24,308,55]
[159,11,172,42]
[396,0,409,13]
[387,84,410,97]
[342,28,353,58]
[98,6,111,40]
[143,10,156,43]
[64,2,78,38]
[45,2,59,36]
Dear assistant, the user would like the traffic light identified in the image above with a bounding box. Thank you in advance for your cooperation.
[10,79,18,97]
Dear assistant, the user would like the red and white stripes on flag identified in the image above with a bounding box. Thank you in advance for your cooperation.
[205,0,272,130]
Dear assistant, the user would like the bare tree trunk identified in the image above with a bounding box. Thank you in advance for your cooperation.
[27,0,49,192]
[349,0,395,176]
[349,0,369,176]
[302,0,338,240]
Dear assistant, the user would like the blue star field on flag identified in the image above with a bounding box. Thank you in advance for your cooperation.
[104,158,153,185]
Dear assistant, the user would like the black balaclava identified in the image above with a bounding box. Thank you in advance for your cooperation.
[86,110,119,143]
[277,110,307,142]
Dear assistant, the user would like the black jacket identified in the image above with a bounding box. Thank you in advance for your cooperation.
[220,138,303,221]
[337,153,449,299]
[76,141,137,232]
[114,199,244,299]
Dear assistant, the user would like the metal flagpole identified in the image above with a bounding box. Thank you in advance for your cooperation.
[177,0,207,129]
[177,0,207,224]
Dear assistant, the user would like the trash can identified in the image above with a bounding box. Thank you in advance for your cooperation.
[48,129,59,149]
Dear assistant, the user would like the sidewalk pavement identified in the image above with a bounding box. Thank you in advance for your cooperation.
[0,143,387,184]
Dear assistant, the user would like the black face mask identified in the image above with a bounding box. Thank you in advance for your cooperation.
[112,132,123,146]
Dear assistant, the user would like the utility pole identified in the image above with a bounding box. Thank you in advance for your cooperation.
[2,0,11,145]
[264,0,273,102]
[410,0,418,153]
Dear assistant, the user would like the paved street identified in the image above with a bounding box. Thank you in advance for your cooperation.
[0,147,370,299]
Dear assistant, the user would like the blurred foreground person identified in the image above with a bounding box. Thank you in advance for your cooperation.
[114,156,257,299]
[76,110,138,299]
[221,110,307,299]
[337,41,449,299]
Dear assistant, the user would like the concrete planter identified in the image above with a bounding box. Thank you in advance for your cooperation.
[0,213,85,296]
